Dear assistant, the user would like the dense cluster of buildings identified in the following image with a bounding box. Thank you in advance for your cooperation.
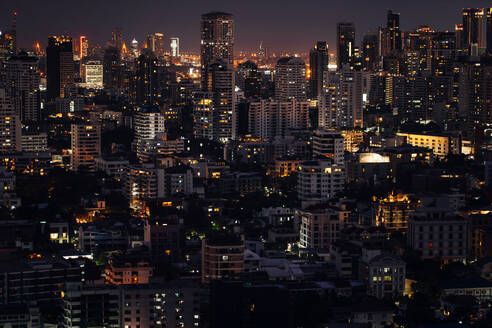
[0,6,492,328]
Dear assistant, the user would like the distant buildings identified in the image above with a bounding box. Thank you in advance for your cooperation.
[337,22,355,69]
[309,41,329,99]
[0,89,21,152]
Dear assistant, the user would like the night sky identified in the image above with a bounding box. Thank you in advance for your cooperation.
[1,0,491,53]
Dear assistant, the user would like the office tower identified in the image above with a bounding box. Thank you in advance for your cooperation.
[133,107,165,161]
[170,37,180,57]
[462,8,486,55]
[83,60,103,88]
[248,99,310,140]
[200,12,234,87]
[46,36,74,100]
[312,129,344,164]
[146,32,165,56]
[79,36,88,59]
[201,60,235,142]
[309,41,329,100]
[387,10,402,53]
[0,89,21,152]
[103,47,121,89]
[135,50,160,106]
[431,32,457,76]
[455,24,465,51]
[70,124,101,171]
[4,53,41,123]
[201,233,244,284]
[361,34,379,71]
[275,57,307,101]
[111,27,123,50]
[337,22,355,69]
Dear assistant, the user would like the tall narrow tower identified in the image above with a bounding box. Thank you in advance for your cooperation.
[12,11,17,55]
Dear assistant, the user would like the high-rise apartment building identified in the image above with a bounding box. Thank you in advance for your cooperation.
[200,12,234,87]
[3,53,41,123]
[312,129,344,164]
[46,36,74,100]
[133,106,165,161]
[70,124,101,171]
[248,99,310,140]
[337,22,355,69]
[111,27,123,50]
[361,34,379,71]
[79,36,88,59]
[0,89,21,153]
[309,41,329,100]
[275,57,307,101]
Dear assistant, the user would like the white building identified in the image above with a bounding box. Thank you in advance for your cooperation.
[21,133,48,152]
[297,160,345,205]
[83,60,103,88]
[133,107,165,160]
[170,37,180,57]
[312,129,344,164]
[94,157,129,181]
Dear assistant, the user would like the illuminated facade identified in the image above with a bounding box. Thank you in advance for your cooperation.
[375,193,419,231]
[396,132,459,157]
[83,60,103,88]
[462,8,486,55]
[46,36,74,100]
[136,50,160,106]
[193,91,215,140]
[170,37,179,57]
[146,32,165,57]
[133,107,165,161]
[70,124,101,172]
[341,129,364,152]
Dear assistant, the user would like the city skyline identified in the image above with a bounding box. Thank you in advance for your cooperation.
[1,0,492,52]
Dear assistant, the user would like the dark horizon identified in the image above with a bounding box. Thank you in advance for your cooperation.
[1,0,491,53]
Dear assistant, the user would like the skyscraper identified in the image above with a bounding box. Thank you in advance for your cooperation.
[361,34,379,71]
[135,50,160,106]
[4,53,41,123]
[0,89,21,153]
[146,33,165,57]
[337,22,355,69]
[11,11,17,55]
[111,28,123,50]
[387,10,402,53]
[200,12,234,87]
[309,41,329,100]
[275,57,307,102]
[70,123,101,171]
[79,36,88,59]
[462,8,486,55]
[170,37,180,57]
[46,36,74,100]
[203,60,235,142]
